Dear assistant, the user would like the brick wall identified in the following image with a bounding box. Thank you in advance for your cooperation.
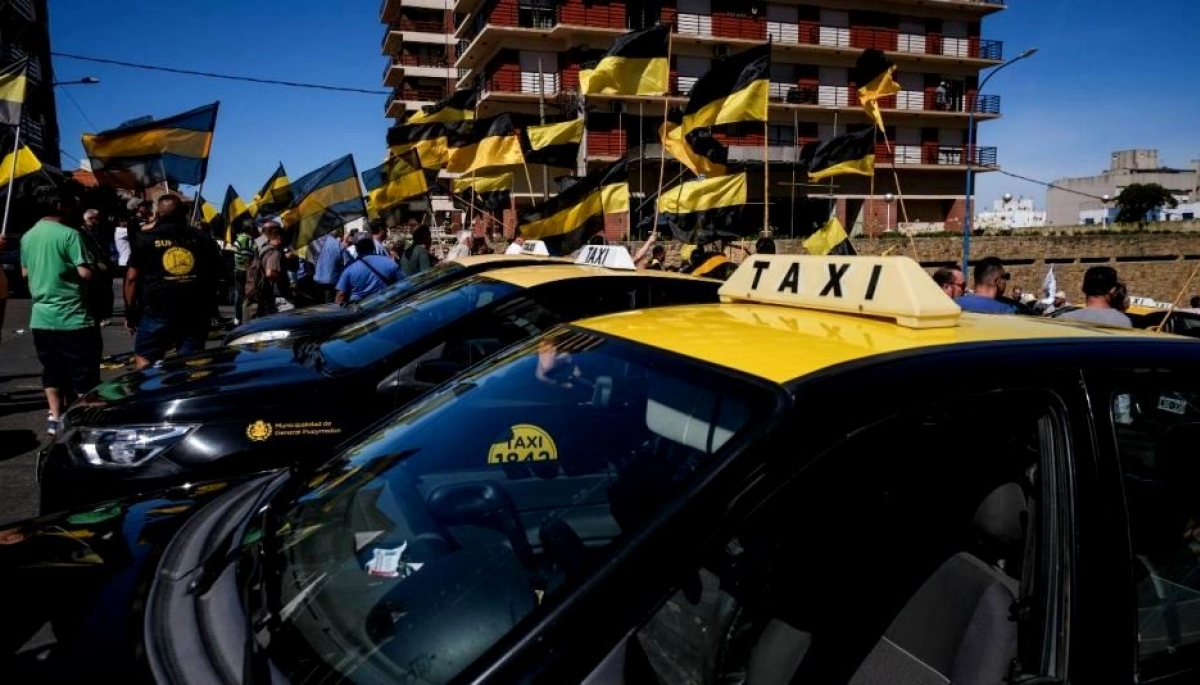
[610,233,1200,303]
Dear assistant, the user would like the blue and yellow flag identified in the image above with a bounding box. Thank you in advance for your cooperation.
[81,102,219,189]
[282,154,367,250]
[0,58,29,126]
[363,150,427,218]
[250,163,293,218]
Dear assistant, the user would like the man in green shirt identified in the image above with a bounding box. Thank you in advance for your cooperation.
[19,184,100,435]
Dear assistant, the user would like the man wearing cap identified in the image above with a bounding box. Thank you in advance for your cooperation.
[1057,266,1132,328]
[956,257,1018,314]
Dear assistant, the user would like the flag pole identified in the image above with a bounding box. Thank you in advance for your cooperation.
[538,56,549,201]
[1,124,21,236]
[189,181,205,227]
[650,25,674,237]
[868,125,877,236]
[762,35,772,237]
[878,126,918,260]
[789,109,797,238]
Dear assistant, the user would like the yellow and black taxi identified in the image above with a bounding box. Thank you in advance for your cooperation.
[223,248,570,347]
[8,254,1200,684]
[36,245,720,513]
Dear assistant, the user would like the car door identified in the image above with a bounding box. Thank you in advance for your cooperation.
[459,348,1088,684]
[1082,357,1200,684]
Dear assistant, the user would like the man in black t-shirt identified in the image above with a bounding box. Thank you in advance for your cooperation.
[123,195,218,370]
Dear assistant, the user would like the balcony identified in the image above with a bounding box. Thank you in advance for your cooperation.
[380,0,401,23]
[385,85,446,118]
[633,139,996,169]
[382,17,453,55]
[0,46,41,81]
[5,0,36,21]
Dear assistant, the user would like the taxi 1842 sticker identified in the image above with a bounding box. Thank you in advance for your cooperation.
[246,419,342,442]
[488,424,558,465]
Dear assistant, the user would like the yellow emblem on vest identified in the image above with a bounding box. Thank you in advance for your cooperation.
[162,246,195,276]
[246,420,273,442]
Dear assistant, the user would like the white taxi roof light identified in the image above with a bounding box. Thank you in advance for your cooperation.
[520,240,551,256]
[574,244,636,271]
[718,255,961,329]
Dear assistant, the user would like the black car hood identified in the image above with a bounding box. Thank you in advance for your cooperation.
[226,303,358,342]
[0,474,273,680]
[69,344,327,424]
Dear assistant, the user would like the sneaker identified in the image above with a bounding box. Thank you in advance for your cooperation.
[47,414,60,436]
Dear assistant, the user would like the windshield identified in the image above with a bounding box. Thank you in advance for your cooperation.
[355,261,465,314]
[319,275,520,370]
[258,328,775,683]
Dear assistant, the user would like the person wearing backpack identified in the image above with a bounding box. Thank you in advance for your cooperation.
[242,221,292,322]
[335,235,401,305]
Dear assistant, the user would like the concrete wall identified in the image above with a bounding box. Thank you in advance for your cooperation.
[1046,167,1200,226]
[617,232,1200,303]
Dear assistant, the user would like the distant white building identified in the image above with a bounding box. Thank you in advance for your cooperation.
[975,194,1047,230]
[1080,196,1198,225]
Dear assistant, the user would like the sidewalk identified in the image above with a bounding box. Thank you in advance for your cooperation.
[0,285,231,524]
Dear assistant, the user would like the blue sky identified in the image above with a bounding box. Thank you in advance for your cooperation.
[49,0,1199,210]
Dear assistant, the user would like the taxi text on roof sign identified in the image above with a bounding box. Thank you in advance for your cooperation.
[718,255,962,329]
[520,240,551,256]
[574,245,636,270]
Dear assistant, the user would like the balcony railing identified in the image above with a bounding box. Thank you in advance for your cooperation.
[6,0,36,21]
[0,46,41,81]
[401,52,453,68]
[391,17,451,34]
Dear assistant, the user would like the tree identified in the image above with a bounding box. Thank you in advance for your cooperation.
[1116,183,1178,224]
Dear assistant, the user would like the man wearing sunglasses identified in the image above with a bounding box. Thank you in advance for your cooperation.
[956,256,1018,314]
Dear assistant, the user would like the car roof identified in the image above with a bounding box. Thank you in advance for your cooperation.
[574,296,1184,385]
[482,263,709,288]
[455,254,574,269]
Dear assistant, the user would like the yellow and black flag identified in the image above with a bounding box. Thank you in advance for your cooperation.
[283,154,367,250]
[579,24,670,96]
[220,186,251,243]
[408,89,477,125]
[363,150,428,218]
[446,114,525,175]
[250,163,293,218]
[521,118,583,169]
[0,58,29,126]
[854,49,900,131]
[680,43,770,137]
[657,172,749,243]
[453,172,512,214]
[386,121,462,170]
[799,127,876,181]
[803,215,856,256]
[196,194,219,225]
[518,159,629,255]
[660,121,727,178]
[0,144,55,204]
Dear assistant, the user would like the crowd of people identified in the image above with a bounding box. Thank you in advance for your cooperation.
[933,257,1135,327]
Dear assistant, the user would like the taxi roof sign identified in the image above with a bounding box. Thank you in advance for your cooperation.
[520,240,551,256]
[574,244,636,270]
[718,255,962,329]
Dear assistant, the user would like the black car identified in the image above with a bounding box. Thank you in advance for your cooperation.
[38,262,719,513]
[223,254,568,346]
[7,265,1200,684]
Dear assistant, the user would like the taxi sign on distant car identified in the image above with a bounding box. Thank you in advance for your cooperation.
[718,255,961,329]
[520,240,551,255]
[574,244,637,270]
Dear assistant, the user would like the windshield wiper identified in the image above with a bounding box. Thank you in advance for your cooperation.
[189,471,290,596]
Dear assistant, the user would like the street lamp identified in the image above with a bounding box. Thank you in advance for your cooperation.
[1101,194,1111,228]
[52,77,100,86]
[884,192,894,232]
[962,47,1038,274]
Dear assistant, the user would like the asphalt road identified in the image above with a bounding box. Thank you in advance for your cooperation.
[0,286,232,526]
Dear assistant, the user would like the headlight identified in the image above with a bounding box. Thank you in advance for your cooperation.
[66,424,197,468]
[228,329,291,346]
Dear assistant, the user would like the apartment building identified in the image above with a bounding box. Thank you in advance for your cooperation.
[2,0,60,169]
[382,0,462,121]
[382,0,1008,236]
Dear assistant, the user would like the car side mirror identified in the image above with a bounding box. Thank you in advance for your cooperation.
[413,359,464,386]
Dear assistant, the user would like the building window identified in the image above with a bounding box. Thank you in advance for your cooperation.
[518,0,556,29]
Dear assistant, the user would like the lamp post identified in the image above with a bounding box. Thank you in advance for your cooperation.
[884,192,894,232]
[52,77,100,86]
[961,47,1037,274]
[1101,194,1110,228]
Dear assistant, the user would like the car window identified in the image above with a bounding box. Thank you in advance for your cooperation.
[619,390,1067,685]
[261,329,777,684]
[1110,382,1200,669]
[354,260,464,313]
[318,275,520,369]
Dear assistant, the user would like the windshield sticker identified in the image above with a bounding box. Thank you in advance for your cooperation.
[488,423,559,465]
[246,420,343,442]
[1158,395,1188,415]
[365,541,425,579]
